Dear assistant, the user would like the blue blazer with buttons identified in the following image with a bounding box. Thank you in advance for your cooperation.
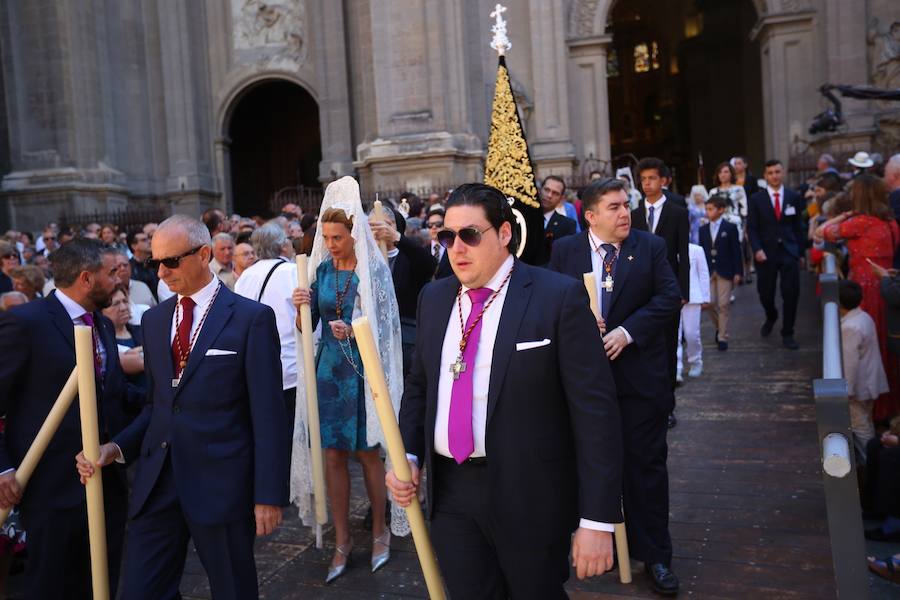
[114,284,289,525]
[699,220,743,280]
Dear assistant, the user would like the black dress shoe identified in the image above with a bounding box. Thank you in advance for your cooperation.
[645,563,679,596]
[714,330,719,344]
[718,340,728,351]
[760,320,775,337]
[667,413,677,429]
[782,336,799,350]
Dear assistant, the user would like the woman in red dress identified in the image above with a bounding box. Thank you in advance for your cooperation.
[817,175,900,421]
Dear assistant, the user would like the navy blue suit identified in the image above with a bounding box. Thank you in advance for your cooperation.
[549,229,682,566]
[399,260,622,599]
[699,220,743,280]
[747,187,806,336]
[543,212,578,264]
[115,284,289,600]
[0,292,137,598]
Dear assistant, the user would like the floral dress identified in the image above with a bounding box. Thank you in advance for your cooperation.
[825,214,900,420]
[310,260,370,451]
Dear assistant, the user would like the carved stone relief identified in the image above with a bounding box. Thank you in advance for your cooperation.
[232,0,307,66]
[868,18,900,90]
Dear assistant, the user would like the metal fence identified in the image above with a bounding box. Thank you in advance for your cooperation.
[813,252,870,599]
[60,207,167,233]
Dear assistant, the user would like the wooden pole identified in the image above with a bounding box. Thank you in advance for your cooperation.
[0,368,79,524]
[74,325,109,600]
[581,274,632,584]
[351,316,446,600]
[295,255,328,548]
[373,199,389,260]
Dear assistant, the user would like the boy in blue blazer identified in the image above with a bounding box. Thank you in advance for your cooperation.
[699,195,743,350]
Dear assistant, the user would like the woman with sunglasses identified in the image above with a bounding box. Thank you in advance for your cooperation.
[291,177,405,584]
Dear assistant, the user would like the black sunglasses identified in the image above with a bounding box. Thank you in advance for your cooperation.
[427,221,444,229]
[146,245,204,270]
[436,226,494,249]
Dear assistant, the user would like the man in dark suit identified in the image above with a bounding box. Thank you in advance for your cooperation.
[747,159,806,350]
[699,195,744,351]
[0,238,137,598]
[549,178,683,596]
[541,175,578,262]
[77,215,290,600]
[387,183,623,599]
[632,157,689,427]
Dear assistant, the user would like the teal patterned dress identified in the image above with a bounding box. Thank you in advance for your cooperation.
[310,260,371,451]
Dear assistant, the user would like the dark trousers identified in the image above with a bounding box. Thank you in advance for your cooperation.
[755,250,800,336]
[430,456,569,600]
[22,476,127,599]
[665,314,679,392]
[865,438,900,517]
[120,458,258,600]
[283,387,296,432]
[620,395,672,565]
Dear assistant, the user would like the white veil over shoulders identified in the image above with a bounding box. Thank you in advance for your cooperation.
[289,176,409,536]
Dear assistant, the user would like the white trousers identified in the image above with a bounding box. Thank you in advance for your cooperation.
[677,303,703,373]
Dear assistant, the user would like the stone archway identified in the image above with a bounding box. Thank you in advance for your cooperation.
[221,78,322,217]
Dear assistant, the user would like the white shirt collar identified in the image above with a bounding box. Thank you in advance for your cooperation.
[461,254,514,293]
[645,195,666,208]
[177,273,219,306]
[587,229,620,253]
[54,288,91,321]
[767,184,784,197]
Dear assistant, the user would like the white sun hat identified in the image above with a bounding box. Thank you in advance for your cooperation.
[848,151,874,169]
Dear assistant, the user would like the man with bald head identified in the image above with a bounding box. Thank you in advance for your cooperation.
[77,215,290,599]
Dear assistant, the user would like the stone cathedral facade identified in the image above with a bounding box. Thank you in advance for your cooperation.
[0,0,898,232]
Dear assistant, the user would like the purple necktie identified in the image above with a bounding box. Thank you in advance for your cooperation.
[448,287,493,464]
[80,313,103,381]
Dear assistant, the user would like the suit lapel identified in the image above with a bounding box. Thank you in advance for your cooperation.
[487,262,532,427]
[575,231,593,275]
[634,200,648,231]
[608,233,637,312]
[46,292,76,353]
[428,278,460,398]
[175,287,234,395]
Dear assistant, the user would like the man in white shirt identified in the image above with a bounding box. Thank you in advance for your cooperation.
[388,183,622,599]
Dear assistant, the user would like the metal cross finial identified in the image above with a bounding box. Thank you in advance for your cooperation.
[490,4,511,56]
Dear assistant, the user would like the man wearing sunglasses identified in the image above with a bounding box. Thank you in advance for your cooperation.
[76,215,290,599]
[549,178,683,596]
[387,183,623,599]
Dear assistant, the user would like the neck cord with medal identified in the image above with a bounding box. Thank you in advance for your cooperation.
[334,261,365,378]
[589,234,618,293]
[172,280,222,387]
[449,263,514,381]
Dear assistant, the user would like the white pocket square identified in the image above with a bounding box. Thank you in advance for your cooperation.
[516,339,551,351]
[205,349,237,356]
[784,206,797,216]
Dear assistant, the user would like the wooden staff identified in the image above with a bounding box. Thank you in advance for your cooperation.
[0,368,79,524]
[373,199,389,260]
[295,255,327,549]
[74,325,109,600]
[351,316,446,600]
[582,274,632,584]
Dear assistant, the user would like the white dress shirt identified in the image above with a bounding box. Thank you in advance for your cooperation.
[709,217,722,241]
[430,240,445,263]
[170,274,220,347]
[434,254,613,533]
[587,230,633,345]
[233,258,298,390]
[644,196,667,234]
[767,184,785,210]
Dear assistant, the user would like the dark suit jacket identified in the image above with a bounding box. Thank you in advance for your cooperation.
[390,236,437,320]
[434,252,453,280]
[747,187,806,260]
[663,189,687,209]
[699,220,743,280]
[632,199,690,299]
[549,230,682,407]
[399,260,623,541]
[114,285,289,525]
[543,212,577,264]
[0,292,136,523]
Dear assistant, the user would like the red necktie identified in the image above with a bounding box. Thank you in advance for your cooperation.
[773,192,781,221]
[172,296,196,374]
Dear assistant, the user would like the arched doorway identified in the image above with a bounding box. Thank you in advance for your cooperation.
[226,79,322,217]
[606,0,764,190]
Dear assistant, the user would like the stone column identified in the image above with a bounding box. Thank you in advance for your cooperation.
[751,9,818,162]
[527,0,576,177]
[567,34,613,174]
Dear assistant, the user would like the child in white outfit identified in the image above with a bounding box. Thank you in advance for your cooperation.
[677,243,711,380]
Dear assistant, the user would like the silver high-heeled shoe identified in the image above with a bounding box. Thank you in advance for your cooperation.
[371,531,391,573]
[325,542,352,584]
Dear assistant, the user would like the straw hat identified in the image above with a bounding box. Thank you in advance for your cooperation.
[848,151,874,168]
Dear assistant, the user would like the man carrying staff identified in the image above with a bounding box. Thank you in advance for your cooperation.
[0,238,137,598]
[77,215,290,600]
[386,183,623,599]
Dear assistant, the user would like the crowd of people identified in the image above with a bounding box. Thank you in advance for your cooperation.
[0,151,899,596]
